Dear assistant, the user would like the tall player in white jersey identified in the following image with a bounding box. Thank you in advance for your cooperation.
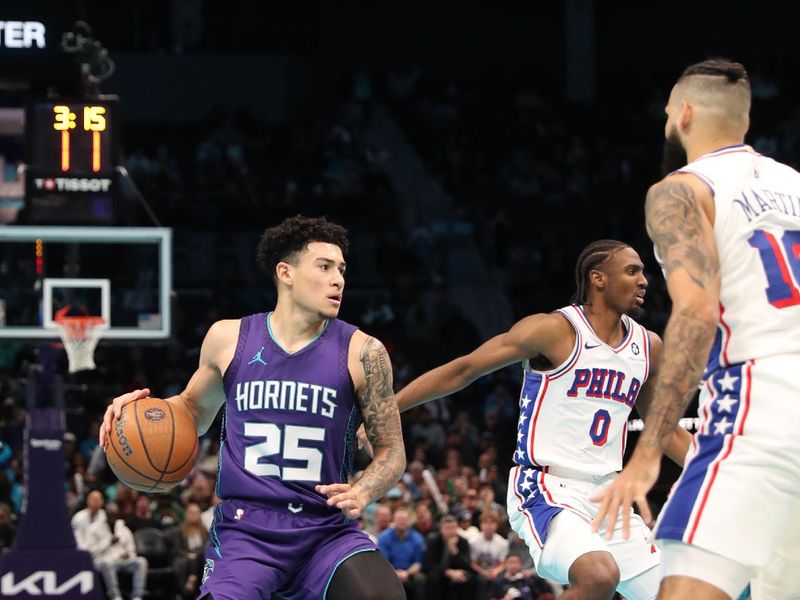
[389,240,691,600]
[593,59,800,600]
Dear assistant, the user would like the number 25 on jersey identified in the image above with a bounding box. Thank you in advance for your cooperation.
[243,423,326,482]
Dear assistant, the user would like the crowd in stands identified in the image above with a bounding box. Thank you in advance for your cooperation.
[2,64,796,599]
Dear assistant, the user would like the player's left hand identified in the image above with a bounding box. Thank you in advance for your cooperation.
[590,450,661,540]
[316,483,370,519]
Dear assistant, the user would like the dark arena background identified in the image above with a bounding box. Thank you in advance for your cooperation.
[0,2,796,599]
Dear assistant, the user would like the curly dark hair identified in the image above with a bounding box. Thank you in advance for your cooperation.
[570,239,631,305]
[257,215,350,282]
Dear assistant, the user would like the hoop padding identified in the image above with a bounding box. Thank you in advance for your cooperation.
[54,316,105,373]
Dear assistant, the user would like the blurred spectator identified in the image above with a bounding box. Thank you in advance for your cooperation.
[366,504,393,541]
[378,507,426,600]
[181,473,214,511]
[455,508,479,543]
[423,515,475,600]
[126,495,162,532]
[80,500,148,600]
[402,460,426,502]
[409,407,446,466]
[470,512,509,600]
[71,490,107,549]
[458,488,482,528]
[385,485,407,513]
[413,503,435,538]
[165,502,208,598]
[506,530,535,573]
[478,483,508,527]
[154,494,184,528]
[488,554,555,600]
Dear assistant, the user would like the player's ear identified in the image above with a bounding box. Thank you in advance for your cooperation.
[589,269,606,291]
[275,261,293,286]
[678,100,693,132]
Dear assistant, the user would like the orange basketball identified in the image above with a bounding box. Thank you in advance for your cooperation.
[106,397,199,493]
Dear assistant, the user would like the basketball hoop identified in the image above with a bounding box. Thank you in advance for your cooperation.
[54,315,105,373]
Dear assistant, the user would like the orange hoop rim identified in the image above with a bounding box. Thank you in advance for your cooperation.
[54,315,106,340]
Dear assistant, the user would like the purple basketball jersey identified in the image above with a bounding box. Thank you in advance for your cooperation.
[217,312,362,516]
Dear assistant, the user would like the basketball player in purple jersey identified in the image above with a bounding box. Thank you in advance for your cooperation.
[362,240,691,600]
[100,216,406,599]
[594,59,800,600]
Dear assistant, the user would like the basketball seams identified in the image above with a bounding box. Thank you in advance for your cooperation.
[108,398,198,491]
[146,401,178,490]
[134,400,167,474]
[108,433,184,487]
[161,434,199,475]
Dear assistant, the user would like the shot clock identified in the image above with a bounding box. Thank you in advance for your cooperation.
[25,96,120,224]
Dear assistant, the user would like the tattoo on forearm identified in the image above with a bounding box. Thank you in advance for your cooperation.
[355,337,405,500]
[646,180,718,290]
[639,179,720,450]
[639,308,717,448]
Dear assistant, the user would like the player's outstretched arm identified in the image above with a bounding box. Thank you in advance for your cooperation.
[100,320,237,447]
[318,333,406,518]
[356,313,569,457]
[395,313,569,412]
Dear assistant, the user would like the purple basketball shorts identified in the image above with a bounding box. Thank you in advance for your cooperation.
[198,499,376,599]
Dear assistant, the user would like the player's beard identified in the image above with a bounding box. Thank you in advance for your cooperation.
[625,305,645,320]
[661,126,688,176]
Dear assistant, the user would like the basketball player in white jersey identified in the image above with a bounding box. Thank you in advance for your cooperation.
[385,240,691,600]
[592,59,800,600]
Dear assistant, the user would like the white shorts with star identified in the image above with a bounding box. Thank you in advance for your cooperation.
[654,354,800,576]
[506,466,659,586]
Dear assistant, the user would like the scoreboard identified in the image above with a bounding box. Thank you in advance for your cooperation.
[24,96,119,223]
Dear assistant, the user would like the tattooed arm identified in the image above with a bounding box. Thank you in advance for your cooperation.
[317,332,405,518]
[638,174,720,451]
[352,335,406,500]
[592,173,719,538]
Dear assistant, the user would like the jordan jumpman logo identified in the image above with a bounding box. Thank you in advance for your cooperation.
[248,346,267,366]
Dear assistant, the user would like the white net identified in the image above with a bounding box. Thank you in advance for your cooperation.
[54,316,105,373]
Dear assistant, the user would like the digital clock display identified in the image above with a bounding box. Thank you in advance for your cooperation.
[28,99,117,177]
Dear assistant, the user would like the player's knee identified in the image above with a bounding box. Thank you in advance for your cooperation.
[569,552,620,598]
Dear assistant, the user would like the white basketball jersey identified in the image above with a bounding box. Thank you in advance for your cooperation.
[513,305,651,478]
[676,144,800,374]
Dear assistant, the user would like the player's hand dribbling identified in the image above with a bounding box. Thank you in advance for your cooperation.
[99,388,151,449]
[315,483,370,519]
[590,450,660,540]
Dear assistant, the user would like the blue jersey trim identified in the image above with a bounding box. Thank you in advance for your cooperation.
[209,504,224,558]
[222,316,251,397]
[215,405,227,499]
[322,548,377,599]
[266,311,330,355]
[340,403,362,483]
